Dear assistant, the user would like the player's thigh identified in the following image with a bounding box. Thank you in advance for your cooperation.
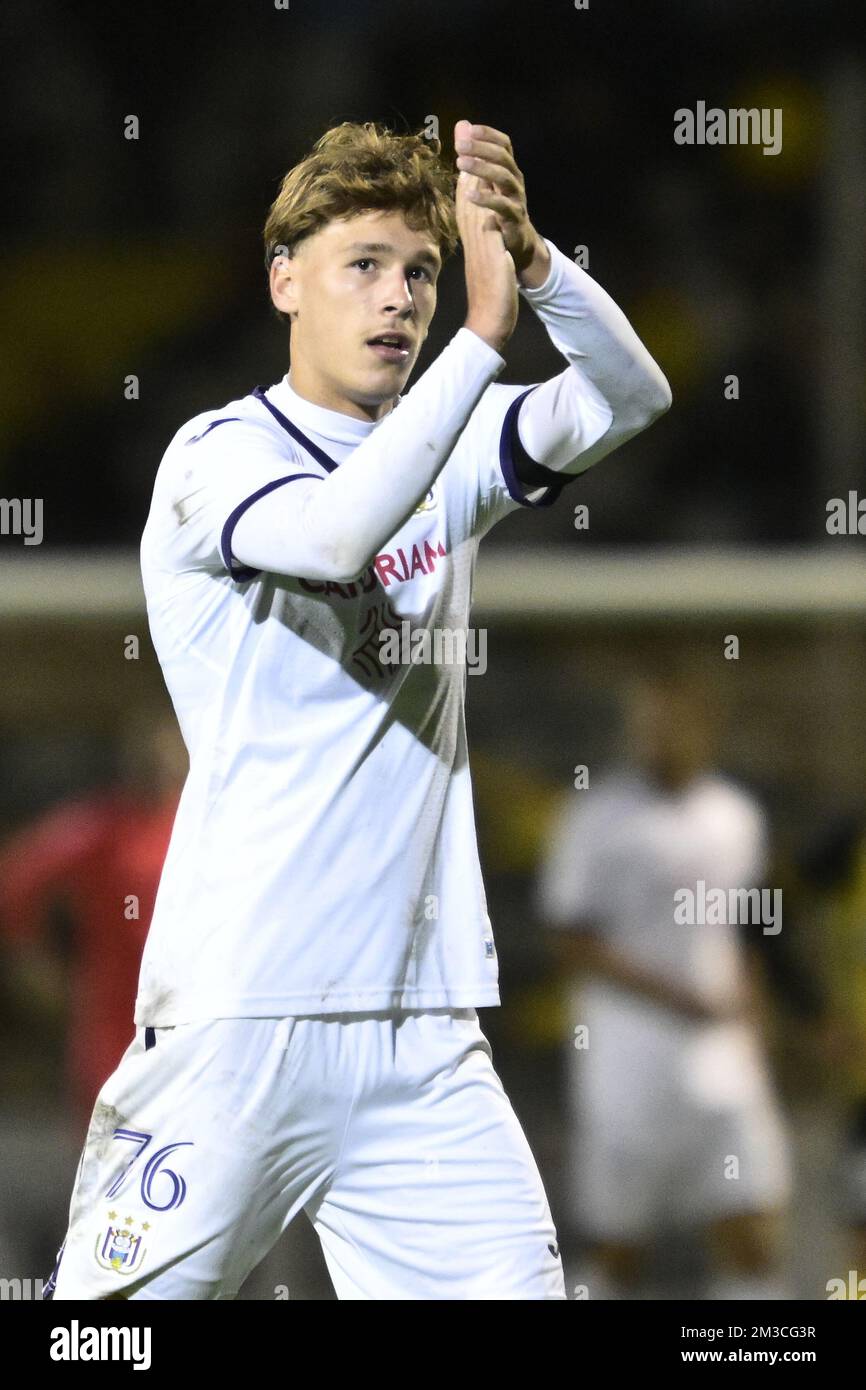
[311,1009,565,1299]
[570,1122,668,1246]
[567,1046,676,1243]
[677,1088,793,1230]
[50,1019,309,1300]
[569,1025,672,1133]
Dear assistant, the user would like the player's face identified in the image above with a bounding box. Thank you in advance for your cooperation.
[627,682,716,788]
[270,209,441,423]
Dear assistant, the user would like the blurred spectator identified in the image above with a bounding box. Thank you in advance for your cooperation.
[0,705,186,1135]
[535,665,793,1299]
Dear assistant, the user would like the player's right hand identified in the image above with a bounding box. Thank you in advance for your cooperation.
[457,166,518,355]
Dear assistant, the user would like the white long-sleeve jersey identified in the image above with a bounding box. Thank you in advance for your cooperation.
[136,237,670,1023]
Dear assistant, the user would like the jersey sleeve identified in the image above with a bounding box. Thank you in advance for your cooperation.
[156,414,319,581]
[451,380,581,539]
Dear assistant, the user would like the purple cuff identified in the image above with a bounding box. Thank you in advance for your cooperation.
[499,387,575,508]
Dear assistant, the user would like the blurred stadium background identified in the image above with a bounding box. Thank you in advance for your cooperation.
[1,0,864,1299]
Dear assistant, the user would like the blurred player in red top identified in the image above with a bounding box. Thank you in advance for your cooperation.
[0,707,186,1135]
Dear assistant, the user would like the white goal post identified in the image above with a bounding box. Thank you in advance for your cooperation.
[0,548,864,621]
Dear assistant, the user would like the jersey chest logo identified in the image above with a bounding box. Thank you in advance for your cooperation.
[413,485,437,515]
[297,536,448,600]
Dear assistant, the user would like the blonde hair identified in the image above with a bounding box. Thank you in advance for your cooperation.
[263,121,459,324]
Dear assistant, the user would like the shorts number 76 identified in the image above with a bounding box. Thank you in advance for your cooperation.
[105,1129,192,1211]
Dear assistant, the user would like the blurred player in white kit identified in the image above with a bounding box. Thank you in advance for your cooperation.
[537,667,793,1300]
[45,118,670,1300]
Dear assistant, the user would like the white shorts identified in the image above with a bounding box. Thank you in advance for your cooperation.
[568,1020,793,1242]
[45,1009,565,1300]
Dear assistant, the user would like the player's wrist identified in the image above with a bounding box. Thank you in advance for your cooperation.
[516,232,552,290]
[463,318,511,356]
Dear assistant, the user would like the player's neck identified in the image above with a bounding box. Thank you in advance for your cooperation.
[645,763,702,796]
[286,364,397,425]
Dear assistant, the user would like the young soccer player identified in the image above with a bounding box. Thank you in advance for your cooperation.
[45,118,671,1300]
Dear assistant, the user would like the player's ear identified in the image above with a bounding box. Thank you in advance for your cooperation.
[269,255,299,319]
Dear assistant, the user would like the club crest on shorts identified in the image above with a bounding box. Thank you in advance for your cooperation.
[94,1211,148,1274]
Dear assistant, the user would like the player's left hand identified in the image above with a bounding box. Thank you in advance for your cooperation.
[454,120,544,279]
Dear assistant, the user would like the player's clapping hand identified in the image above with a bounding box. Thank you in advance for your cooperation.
[454,119,545,278]
[456,148,518,355]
